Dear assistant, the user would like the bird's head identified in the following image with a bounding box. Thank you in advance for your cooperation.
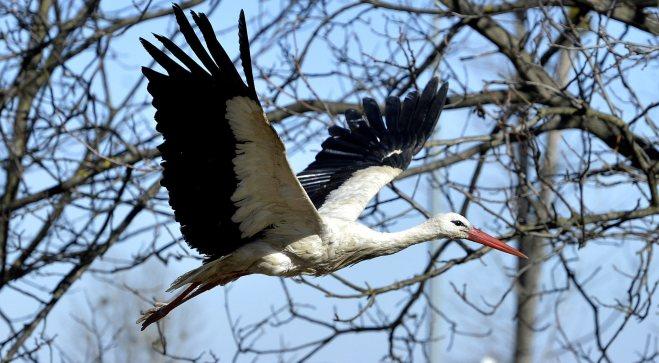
[430,212,527,258]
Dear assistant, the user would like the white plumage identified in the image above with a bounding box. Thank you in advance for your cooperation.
[137,6,526,330]
[225,96,322,237]
[318,165,401,220]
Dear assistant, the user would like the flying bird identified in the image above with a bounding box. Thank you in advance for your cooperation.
[137,5,526,330]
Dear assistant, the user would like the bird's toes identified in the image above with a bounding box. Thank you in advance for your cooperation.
[136,302,167,325]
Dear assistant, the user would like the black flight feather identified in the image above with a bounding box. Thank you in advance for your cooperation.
[142,6,260,261]
[238,10,257,100]
[192,11,239,80]
[298,78,449,209]
[362,98,386,133]
[152,33,206,76]
[172,4,218,75]
[140,38,186,76]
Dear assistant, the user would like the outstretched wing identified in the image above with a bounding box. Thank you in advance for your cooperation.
[141,5,321,260]
[298,79,448,221]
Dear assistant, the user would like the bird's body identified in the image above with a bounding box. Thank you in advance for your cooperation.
[170,213,461,284]
[137,5,525,330]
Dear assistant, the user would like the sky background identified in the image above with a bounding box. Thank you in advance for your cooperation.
[1,1,657,362]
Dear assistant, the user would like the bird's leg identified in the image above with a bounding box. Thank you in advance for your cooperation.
[166,272,244,305]
[138,272,246,330]
[138,282,199,330]
[171,280,217,303]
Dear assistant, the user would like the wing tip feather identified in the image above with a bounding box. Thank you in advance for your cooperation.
[238,10,257,98]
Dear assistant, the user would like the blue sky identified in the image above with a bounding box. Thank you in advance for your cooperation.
[1,1,657,362]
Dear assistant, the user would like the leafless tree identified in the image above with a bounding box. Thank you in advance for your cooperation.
[0,1,657,362]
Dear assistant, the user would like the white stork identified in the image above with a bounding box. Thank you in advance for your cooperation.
[137,5,526,330]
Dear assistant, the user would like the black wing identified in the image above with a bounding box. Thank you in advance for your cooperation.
[297,79,448,220]
[142,6,320,260]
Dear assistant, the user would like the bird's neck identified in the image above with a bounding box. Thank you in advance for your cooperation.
[382,219,442,249]
[352,219,442,258]
[323,219,445,272]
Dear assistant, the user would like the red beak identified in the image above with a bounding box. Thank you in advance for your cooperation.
[467,228,527,259]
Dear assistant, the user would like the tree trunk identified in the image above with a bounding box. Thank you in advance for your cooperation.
[514,48,570,363]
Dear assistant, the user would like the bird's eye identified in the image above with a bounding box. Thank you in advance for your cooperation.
[451,220,465,227]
